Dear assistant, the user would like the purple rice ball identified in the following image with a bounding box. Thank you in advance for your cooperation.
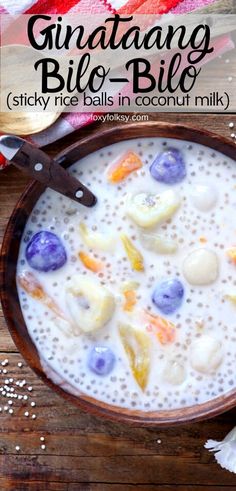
[152,278,184,314]
[88,346,115,376]
[150,148,186,184]
[25,231,67,272]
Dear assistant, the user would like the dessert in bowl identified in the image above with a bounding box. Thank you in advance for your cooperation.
[1,122,236,425]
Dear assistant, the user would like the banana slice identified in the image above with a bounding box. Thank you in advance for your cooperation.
[65,275,115,333]
[120,234,144,271]
[79,222,115,251]
[119,323,150,390]
[126,190,180,228]
[140,232,178,254]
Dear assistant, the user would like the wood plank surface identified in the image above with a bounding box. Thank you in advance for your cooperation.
[1,112,236,490]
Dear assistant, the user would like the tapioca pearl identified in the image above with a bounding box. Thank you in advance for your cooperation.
[31,216,38,224]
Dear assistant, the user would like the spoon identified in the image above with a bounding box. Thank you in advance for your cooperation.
[0,111,60,137]
[0,135,97,207]
[0,45,61,135]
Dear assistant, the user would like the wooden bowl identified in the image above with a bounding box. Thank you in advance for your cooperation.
[1,122,236,426]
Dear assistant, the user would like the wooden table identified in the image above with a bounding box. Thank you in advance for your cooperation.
[0,113,236,491]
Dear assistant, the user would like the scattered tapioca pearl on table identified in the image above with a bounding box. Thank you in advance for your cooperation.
[0,357,48,453]
[16,137,236,411]
[228,121,236,143]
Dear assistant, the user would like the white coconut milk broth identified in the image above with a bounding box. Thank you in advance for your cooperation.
[17,137,236,411]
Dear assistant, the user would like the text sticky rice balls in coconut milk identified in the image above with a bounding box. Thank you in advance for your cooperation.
[17,138,236,411]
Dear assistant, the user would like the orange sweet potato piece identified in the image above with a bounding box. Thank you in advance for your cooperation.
[144,310,176,345]
[123,290,137,312]
[107,151,142,183]
[79,251,103,272]
[226,247,236,264]
[18,271,65,319]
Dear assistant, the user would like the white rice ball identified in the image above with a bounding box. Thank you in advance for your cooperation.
[191,183,218,212]
[190,335,223,374]
[183,248,219,285]
[163,360,186,385]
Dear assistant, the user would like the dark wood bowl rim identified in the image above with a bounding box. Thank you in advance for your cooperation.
[1,121,236,427]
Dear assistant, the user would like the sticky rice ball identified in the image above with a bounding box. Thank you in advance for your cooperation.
[190,335,223,374]
[163,360,186,385]
[183,248,219,285]
[150,148,186,184]
[191,183,218,212]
